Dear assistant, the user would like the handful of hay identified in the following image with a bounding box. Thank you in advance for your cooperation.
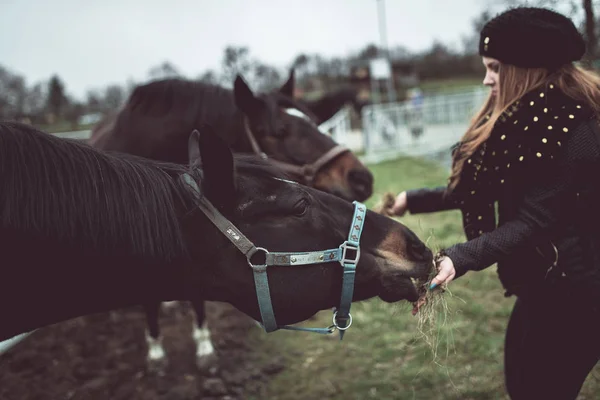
[412,250,454,360]
[373,191,456,358]
[372,192,396,217]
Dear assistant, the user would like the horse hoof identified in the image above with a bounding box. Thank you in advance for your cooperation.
[196,352,218,371]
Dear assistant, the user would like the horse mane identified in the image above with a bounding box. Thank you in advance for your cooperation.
[119,78,321,144]
[126,78,238,125]
[0,122,196,262]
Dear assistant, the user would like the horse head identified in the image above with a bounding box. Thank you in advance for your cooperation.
[182,126,433,328]
[233,70,374,202]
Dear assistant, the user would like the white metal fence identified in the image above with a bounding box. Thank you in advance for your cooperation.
[318,106,352,145]
[361,87,489,164]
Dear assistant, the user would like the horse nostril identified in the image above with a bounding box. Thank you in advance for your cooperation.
[348,169,374,200]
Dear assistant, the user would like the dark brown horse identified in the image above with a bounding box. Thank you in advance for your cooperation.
[88,71,377,370]
[0,122,432,362]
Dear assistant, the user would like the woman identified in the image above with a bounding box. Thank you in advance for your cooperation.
[389,7,600,400]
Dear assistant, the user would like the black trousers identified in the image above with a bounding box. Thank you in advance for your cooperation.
[504,290,600,399]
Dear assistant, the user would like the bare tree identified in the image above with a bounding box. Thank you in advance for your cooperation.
[583,0,597,59]
[64,102,85,129]
[0,65,29,120]
[86,90,103,114]
[356,44,380,61]
[148,61,181,80]
[221,46,253,86]
[253,63,282,92]
[198,70,218,85]
[46,74,68,119]
[23,82,46,122]
[103,84,125,112]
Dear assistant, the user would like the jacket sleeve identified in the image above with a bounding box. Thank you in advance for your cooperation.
[406,186,460,214]
[444,156,575,278]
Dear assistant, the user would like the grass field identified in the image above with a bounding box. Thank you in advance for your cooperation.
[244,155,600,399]
[419,77,482,95]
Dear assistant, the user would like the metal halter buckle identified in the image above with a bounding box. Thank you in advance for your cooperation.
[333,311,353,331]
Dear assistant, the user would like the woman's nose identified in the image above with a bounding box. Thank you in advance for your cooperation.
[483,73,494,86]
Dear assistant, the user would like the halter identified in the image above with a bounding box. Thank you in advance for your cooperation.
[243,112,350,186]
[182,174,366,340]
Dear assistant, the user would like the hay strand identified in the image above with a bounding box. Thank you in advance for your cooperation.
[371,191,456,362]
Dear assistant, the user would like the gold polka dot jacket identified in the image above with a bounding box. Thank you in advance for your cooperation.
[405,84,600,299]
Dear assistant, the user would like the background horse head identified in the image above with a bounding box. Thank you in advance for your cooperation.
[90,71,373,202]
[300,86,370,125]
[0,122,432,344]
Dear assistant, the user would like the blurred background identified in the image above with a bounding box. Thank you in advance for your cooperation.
[0,1,599,399]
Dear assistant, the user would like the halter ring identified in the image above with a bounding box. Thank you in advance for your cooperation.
[333,311,353,331]
[247,247,269,270]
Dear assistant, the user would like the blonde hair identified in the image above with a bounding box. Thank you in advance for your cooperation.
[447,62,600,192]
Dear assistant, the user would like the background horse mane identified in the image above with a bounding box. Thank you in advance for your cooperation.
[0,122,195,262]
[119,78,319,147]
[127,79,236,126]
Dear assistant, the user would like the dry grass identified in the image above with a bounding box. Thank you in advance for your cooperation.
[373,191,459,365]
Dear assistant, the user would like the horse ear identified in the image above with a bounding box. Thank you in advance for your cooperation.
[234,74,261,115]
[189,125,237,211]
[280,69,295,98]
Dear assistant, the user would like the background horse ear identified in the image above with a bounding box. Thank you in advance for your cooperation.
[194,124,237,212]
[234,74,262,116]
[280,69,295,98]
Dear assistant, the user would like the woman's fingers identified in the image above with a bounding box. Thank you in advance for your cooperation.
[430,256,456,289]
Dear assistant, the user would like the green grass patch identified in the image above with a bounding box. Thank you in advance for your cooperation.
[244,155,600,399]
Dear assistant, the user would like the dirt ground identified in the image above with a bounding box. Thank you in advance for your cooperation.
[0,302,287,400]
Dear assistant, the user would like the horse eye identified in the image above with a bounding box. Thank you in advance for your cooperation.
[293,198,309,216]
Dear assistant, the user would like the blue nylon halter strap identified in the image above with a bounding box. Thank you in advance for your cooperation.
[181,173,366,340]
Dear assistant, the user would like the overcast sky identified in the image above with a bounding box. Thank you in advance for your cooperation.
[0,0,575,99]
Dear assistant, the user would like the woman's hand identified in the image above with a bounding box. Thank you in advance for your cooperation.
[388,191,408,216]
[430,256,456,289]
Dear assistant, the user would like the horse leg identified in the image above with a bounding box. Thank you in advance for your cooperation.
[190,298,217,370]
[143,301,167,374]
[161,300,178,310]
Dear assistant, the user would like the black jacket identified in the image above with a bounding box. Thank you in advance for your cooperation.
[406,89,600,303]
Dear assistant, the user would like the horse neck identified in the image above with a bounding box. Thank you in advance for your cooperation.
[0,230,186,341]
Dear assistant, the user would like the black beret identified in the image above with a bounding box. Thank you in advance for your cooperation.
[479,7,586,69]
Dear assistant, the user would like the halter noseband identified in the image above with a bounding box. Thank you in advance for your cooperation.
[182,174,366,340]
[243,113,350,186]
